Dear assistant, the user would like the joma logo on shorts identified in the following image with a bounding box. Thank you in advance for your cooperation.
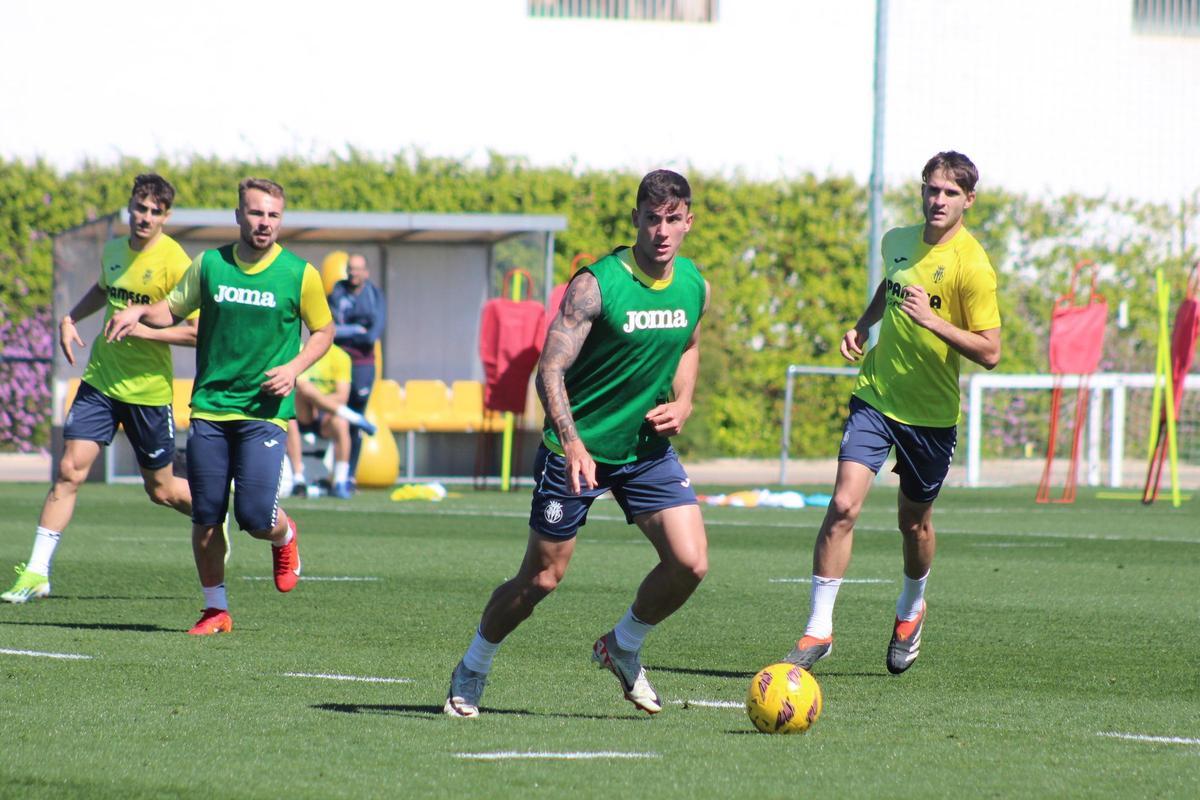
[622,309,688,333]
[213,285,277,308]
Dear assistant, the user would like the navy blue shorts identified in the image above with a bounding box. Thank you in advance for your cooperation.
[528,444,698,539]
[839,396,956,504]
[186,419,286,531]
[64,381,175,470]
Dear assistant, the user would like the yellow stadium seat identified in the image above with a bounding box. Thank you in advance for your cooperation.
[426,380,484,432]
[392,380,451,432]
[369,379,406,432]
[172,379,193,430]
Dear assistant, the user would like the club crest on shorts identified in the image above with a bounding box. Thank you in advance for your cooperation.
[543,500,564,524]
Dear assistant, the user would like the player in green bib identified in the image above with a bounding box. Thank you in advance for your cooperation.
[3,174,197,604]
[107,178,334,635]
[784,152,1002,676]
[446,170,711,718]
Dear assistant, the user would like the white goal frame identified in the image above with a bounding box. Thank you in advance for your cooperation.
[779,366,1199,487]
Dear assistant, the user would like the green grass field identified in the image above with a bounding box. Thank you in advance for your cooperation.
[1,481,1197,798]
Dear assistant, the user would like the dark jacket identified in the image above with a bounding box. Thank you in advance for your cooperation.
[328,279,386,363]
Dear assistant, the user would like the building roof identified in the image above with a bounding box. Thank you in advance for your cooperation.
[116,208,567,244]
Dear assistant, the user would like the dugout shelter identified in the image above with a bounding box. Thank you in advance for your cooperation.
[51,208,567,483]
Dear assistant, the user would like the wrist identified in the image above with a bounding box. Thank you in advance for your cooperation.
[62,314,74,326]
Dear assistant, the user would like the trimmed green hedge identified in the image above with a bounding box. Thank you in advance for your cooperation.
[2,154,1194,457]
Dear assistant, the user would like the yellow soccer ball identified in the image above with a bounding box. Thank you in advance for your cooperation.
[746,662,823,734]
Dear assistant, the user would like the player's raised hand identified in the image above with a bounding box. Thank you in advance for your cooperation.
[646,399,692,437]
[59,317,85,365]
[562,438,597,495]
[105,306,143,343]
[261,364,299,397]
[840,326,868,361]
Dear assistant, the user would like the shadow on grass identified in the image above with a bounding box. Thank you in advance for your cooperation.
[648,664,752,679]
[313,703,646,722]
[0,620,174,633]
[652,664,888,680]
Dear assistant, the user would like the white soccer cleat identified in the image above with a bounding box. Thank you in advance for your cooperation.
[592,631,662,714]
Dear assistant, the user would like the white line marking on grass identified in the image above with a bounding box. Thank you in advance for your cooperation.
[241,576,380,582]
[455,751,660,761]
[770,577,893,584]
[0,648,92,660]
[105,537,179,542]
[971,543,1065,548]
[283,672,412,683]
[672,699,743,709]
[1097,732,1200,745]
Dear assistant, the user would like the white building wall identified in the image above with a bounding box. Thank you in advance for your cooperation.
[2,0,1196,203]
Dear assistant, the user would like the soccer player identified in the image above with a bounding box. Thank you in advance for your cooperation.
[328,252,386,490]
[785,151,1001,675]
[285,343,377,499]
[444,169,711,718]
[106,178,334,635]
[3,174,196,604]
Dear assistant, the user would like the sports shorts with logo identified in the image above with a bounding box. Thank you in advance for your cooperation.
[64,380,175,470]
[839,396,956,503]
[187,419,286,531]
[528,443,698,538]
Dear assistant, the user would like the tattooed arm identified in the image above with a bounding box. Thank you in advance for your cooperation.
[536,271,602,494]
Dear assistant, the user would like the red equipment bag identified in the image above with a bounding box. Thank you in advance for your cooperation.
[1037,260,1107,504]
[1048,260,1107,375]
[478,297,547,414]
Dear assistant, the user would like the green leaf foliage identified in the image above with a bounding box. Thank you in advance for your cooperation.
[1,154,1195,456]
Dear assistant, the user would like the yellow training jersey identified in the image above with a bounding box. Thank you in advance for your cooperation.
[853,224,1001,427]
[81,234,192,406]
[300,344,352,397]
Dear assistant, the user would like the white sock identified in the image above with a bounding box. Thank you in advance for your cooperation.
[336,405,366,427]
[28,527,62,576]
[462,628,501,674]
[896,570,929,621]
[803,575,843,639]
[292,465,306,483]
[613,606,654,652]
[202,584,227,611]
[272,518,295,548]
[333,461,350,484]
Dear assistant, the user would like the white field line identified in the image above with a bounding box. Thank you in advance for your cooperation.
[105,537,180,542]
[1097,732,1200,745]
[769,577,893,584]
[455,751,660,761]
[672,699,743,709]
[319,505,1200,545]
[283,672,412,684]
[0,648,92,660]
[240,576,380,582]
[971,543,1065,548]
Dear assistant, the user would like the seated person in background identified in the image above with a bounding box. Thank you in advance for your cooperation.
[286,343,376,499]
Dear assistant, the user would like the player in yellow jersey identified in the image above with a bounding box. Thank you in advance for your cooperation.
[3,174,197,604]
[284,343,376,499]
[784,152,1002,675]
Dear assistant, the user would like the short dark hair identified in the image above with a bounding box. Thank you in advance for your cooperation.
[238,177,286,207]
[636,169,692,209]
[130,173,176,210]
[922,152,978,193]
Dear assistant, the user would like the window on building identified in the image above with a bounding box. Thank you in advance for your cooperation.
[1133,0,1200,35]
[528,0,718,24]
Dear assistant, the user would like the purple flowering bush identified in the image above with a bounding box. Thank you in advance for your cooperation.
[0,303,52,452]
